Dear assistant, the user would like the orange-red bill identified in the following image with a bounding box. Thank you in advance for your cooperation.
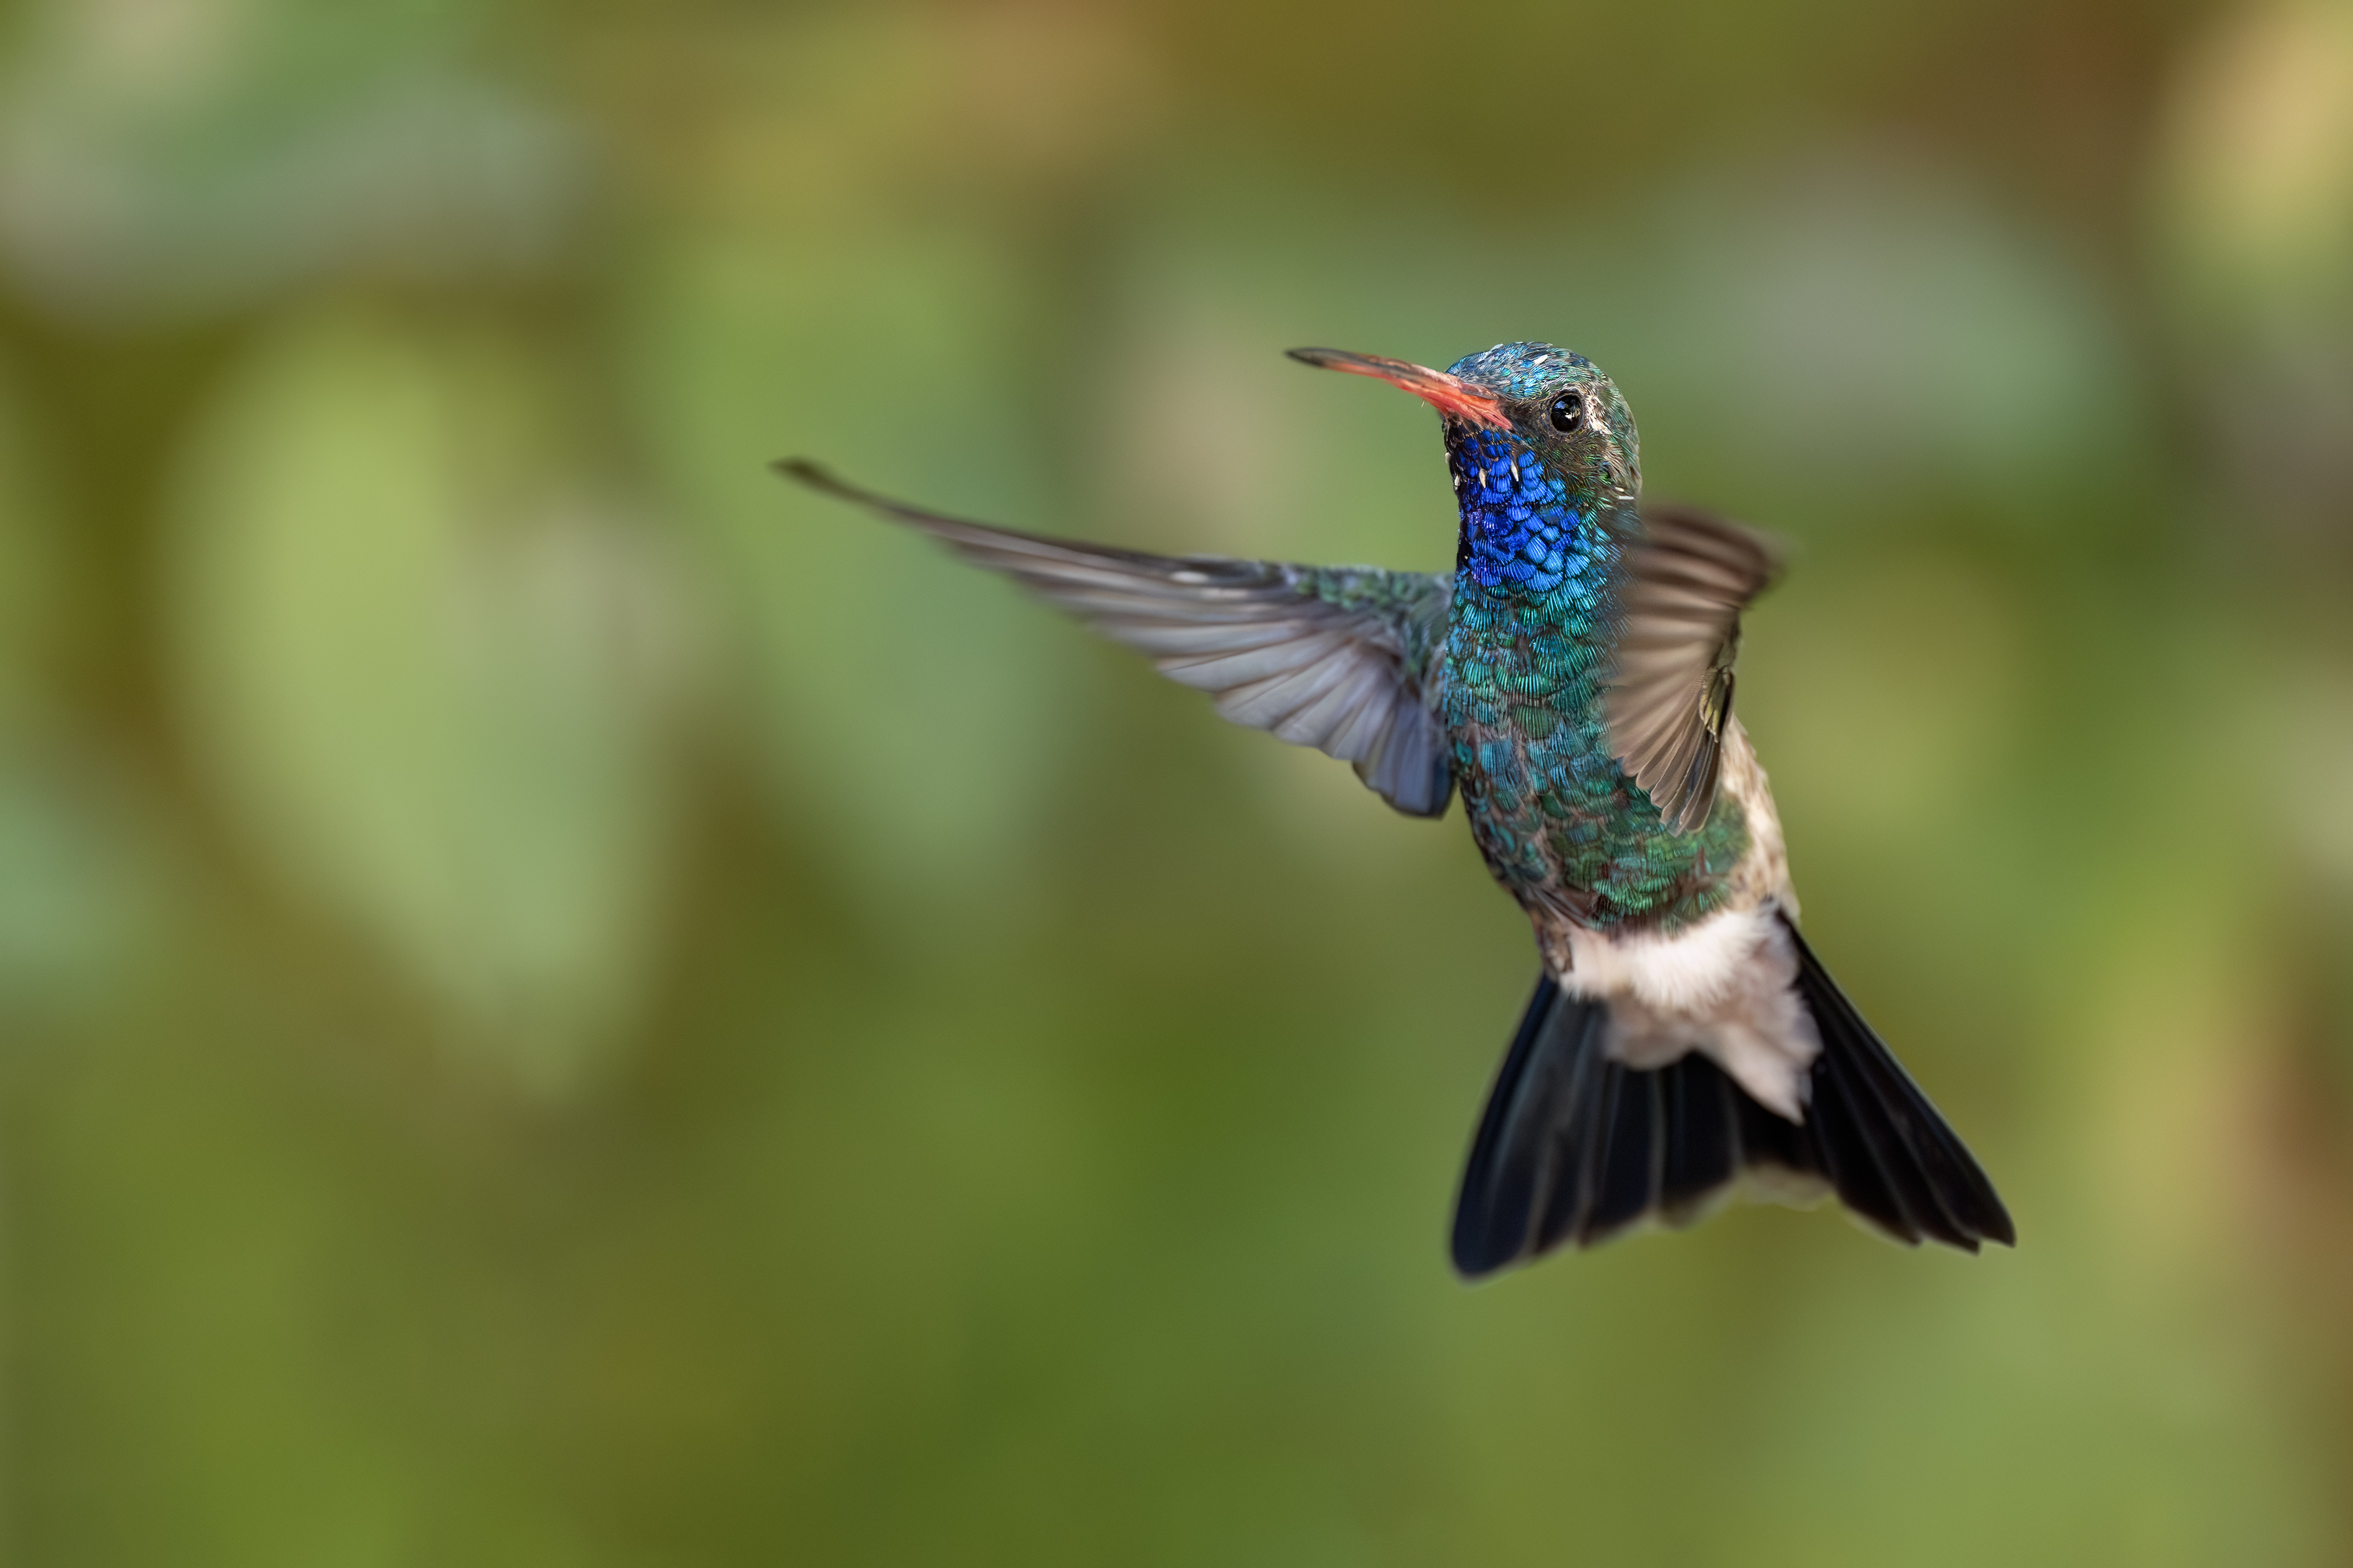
[1285,347,1509,429]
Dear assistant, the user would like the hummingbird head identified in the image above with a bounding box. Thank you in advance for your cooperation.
[1287,341,1640,595]
[1285,342,1640,501]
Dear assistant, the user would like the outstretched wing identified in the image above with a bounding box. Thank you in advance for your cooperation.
[1606,503,1781,833]
[778,461,1457,817]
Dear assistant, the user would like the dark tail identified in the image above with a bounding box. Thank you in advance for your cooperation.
[1450,915,2013,1279]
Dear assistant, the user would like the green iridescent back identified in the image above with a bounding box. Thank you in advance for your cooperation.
[1436,343,1749,930]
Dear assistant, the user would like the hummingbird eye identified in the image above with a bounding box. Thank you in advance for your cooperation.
[1547,393,1585,433]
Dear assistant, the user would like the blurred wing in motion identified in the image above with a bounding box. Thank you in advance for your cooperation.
[1605,503,1781,833]
[778,461,1457,817]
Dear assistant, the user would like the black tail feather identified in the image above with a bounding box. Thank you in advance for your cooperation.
[1450,978,1602,1277]
[1786,918,2015,1249]
[1657,1057,1737,1219]
[1528,1033,1611,1256]
[1449,920,2012,1279]
[1805,1040,1922,1243]
[1586,1067,1661,1239]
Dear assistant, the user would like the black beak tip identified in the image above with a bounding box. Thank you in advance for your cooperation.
[1285,346,1342,368]
[773,458,866,506]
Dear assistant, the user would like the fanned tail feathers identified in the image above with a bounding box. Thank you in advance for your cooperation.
[1451,915,2012,1279]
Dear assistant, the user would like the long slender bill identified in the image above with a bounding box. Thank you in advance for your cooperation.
[1285,347,1510,429]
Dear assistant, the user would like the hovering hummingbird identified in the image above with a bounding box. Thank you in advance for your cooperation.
[778,341,2012,1276]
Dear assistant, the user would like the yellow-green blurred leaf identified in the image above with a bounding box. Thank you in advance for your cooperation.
[167,309,686,1089]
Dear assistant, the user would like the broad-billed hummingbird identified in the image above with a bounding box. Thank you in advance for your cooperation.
[779,341,2012,1277]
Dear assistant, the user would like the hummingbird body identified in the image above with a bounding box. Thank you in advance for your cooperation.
[780,338,2012,1277]
[1436,397,1751,933]
[1426,346,1809,1125]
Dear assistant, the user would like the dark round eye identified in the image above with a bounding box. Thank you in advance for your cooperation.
[1548,393,1585,433]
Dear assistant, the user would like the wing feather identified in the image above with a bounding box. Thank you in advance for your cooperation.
[779,461,1457,817]
[1607,503,1780,833]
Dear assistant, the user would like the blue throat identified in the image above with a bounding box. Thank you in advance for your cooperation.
[1445,425,1618,602]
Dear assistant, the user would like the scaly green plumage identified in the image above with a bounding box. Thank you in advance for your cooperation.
[1444,575,1750,930]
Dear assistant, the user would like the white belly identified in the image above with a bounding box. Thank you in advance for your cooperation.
[1560,902,1820,1121]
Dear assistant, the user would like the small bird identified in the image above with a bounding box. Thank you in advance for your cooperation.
[779,341,2012,1276]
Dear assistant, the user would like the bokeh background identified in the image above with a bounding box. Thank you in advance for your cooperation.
[2,0,2352,1562]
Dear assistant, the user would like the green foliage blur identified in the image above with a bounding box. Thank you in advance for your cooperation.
[2,0,2352,1561]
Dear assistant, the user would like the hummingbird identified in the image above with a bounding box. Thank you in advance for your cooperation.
[778,341,2012,1277]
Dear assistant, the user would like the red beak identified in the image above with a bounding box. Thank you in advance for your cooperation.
[1286,347,1509,430]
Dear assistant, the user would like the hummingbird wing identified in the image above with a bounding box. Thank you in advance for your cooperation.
[778,462,1457,818]
[1605,504,1781,833]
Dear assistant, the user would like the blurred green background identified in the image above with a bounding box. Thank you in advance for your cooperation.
[2,0,2352,1562]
